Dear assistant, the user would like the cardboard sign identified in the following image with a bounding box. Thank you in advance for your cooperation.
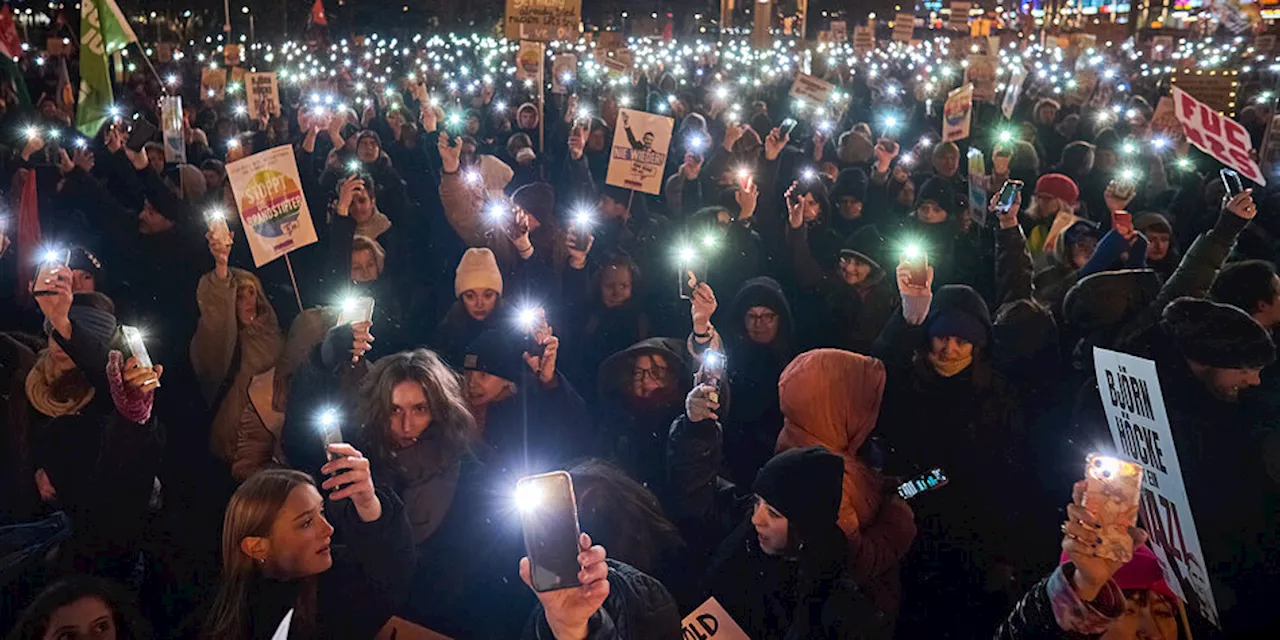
[1172,86,1265,185]
[1171,71,1237,115]
[893,13,915,43]
[789,72,834,106]
[943,84,973,142]
[505,0,582,42]
[606,108,673,195]
[600,50,632,75]
[226,145,320,267]
[1065,68,1098,106]
[965,55,996,102]
[224,44,241,67]
[374,616,453,640]
[1150,96,1184,146]
[949,0,970,32]
[596,31,624,52]
[516,41,543,80]
[230,66,247,91]
[247,72,280,120]
[1092,348,1220,628]
[160,96,186,164]
[551,53,577,94]
[830,20,847,42]
[853,25,874,55]
[681,598,750,640]
[201,67,227,102]
[1150,35,1174,61]
[1003,64,1026,119]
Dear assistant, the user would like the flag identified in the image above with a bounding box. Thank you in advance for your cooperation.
[76,0,138,137]
[311,0,328,26]
[14,170,40,305]
[0,6,21,59]
[56,55,72,109]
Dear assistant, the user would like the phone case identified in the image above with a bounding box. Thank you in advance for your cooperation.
[337,297,376,326]
[32,250,70,295]
[320,421,343,461]
[207,215,232,245]
[907,254,929,287]
[518,471,583,592]
[1082,454,1144,562]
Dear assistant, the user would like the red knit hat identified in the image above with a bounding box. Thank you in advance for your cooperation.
[1059,544,1180,602]
[1035,173,1080,206]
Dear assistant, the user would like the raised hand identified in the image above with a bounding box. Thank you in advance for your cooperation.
[764,127,789,161]
[520,533,610,640]
[438,134,462,174]
[320,442,382,522]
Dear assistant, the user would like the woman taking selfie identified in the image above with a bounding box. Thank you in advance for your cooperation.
[200,457,413,639]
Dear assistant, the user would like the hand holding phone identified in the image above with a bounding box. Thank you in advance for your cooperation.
[319,442,382,522]
[516,471,583,592]
[1220,168,1244,198]
[993,180,1023,213]
[32,249,70,297]
[901,247,929,288]
[1111,210,1134,237]
[696,350,726,404]
[338,296,375,326]
[897,468,949,500]
[1080,454,1144,563]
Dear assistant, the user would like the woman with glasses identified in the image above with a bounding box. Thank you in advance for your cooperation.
[596,338,692,493]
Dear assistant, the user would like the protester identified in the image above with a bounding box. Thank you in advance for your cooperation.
[7,575,152,640]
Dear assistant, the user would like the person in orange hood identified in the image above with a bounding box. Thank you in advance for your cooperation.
[775,348,917,622]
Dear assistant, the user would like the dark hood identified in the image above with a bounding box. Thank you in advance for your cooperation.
[728,276,794,351]
[598,337,693,401]
[922,285,994,351]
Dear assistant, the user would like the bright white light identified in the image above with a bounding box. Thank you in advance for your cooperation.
[515,482,543,512]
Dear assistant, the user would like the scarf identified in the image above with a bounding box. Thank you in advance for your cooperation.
[927,353,974,378]
[25,352,95,418]
[354,210,392,240]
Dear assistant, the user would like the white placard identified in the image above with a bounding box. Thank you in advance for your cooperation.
[605,108,673,195]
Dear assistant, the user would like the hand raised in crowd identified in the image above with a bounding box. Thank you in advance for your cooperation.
[896,260,934,298]
[321,442,382,523]
[350,320,375,364]
[420,103,438,132]
[1225,188,1258,220]
[523,320,560,385]
[20,131,45,161]
[690,276,717,336]
[764,127,789,161]
[568,124,586,161]
[565,94,579,125]
[812,129,827,161]
[990,185,1022,230]
[327,112,346,139]
[105,127,124,153]
[121,354,164,394]
[1062,480,1149,602]
[736,178,759,222]
[1103,180,1136,214]
[686,382,721,423]
[124,144,149,171]
[566,231,594,269]
[207,229,234,278]
[784,181,805,229]
[874,138,899,172]
[681,151,702,180]
[439,134,462,174]
[72,147,94,173]
[56,148,74,174]
[1113,210,1137,243]
[336,176,365,217]
[723,122,745,151]
[520,533,610,640]
[32,267,72,336]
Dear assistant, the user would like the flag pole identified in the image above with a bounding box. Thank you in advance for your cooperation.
[283,253,304,312]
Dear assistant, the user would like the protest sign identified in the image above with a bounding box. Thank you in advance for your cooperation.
[1092,348,1221,628]
[229,67,247,92]
[595,30,623,52]
[1150,35,1174,61]
[247,72,280,120]
[156,42,174,63]
[160,96,186,164]
[516,41,543,80]
[830,20,847,42]
[950,0,970,32]
[789,72,835,106]
[1171,71,1238,115]
[201,67,226,102]
[964,55,996,102]
[853,25,874,55]
[600,50,632,75]
[1150,96,1184,145]
[893,13,915,42]
[968,149,987,228]
[1172,85,1265,185]
[374,616,454,639]
[606,108,673,195]
[1003,64,1026,119]
[505,0,581,42]
[551,53,577,94]
[681,598,750,640]
[1065,68,1098,106]
[226,145,319,267]
[943,84,973,142]
[224,44,241,67]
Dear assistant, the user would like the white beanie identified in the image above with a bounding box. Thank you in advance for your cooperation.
[455,248,503,298]
[478,154,514,200]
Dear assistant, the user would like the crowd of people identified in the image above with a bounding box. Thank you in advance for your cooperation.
[1,21,1280,639]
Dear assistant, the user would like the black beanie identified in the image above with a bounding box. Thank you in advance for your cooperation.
[512,182,556,222]
[464,329,527,384]
[68,246,102,279]
[831,167,869,203]
[1161,297,1276,369]
[840,225,885,272]
[915,176,958,219]
[752,446,843,539]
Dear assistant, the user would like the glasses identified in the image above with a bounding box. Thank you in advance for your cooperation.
[745,311,778,324]
[632,365,669,383]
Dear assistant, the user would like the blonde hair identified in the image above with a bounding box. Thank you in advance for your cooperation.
[203,469,319,638]
[351,235,386,276]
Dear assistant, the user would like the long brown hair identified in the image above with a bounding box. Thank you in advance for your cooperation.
[357,348,478,466]
[569,458,684,575]
[203,469,319,639]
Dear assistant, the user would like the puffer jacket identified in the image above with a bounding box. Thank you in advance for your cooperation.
[521,560,681,640]
[775,349,916,617]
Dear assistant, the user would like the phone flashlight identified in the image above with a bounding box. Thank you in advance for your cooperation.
[1120,167,1137,182]
[464,169,482,185]
[997,129,1013,143]
[903,244,922,260]
[1121,141,1137,155]
[226,138,241,150]
[317,407,343,461]
[900,152,915,166]
[818,119,833,133]
[347,159,361,173]
[42,248,66,264]
[576,106,592,121]
[517,306,541,330]
[23,125,38,140]
[74,138,87,149]
[701,232,719,249]
[46,128,60,140]
[736,167,752,190]
[883,115,899,130]
[487,203,508,224]
[687,134,707,152]
[677,245,696,264]
[234,104,248,116]
[1151,136,1169,150]
[514,480,543,513]
[801,167,817,182]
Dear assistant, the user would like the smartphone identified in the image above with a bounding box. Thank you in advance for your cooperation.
[995,180,1022,212]
[679,261,709,300]
[337,296,375,326]
[903,248,928,287]
[779,118,798,138]
[1112,210,1133,233]
[897,467,949,500]
[120,325,159,388]
[517,471,583,592]
[127,119,158,152]
[518,307,548,357]
[317,409,343,462]
[1221,168,1244,198]
[1109,175,1137,201]
[1082,454,1144,563]
[568,219,591,250]
[696,350,726,404]
[32,249,70,296]
[206,212,233,245]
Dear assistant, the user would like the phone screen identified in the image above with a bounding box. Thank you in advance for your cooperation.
[120,326,158,387]
[518,471,582,592]
[1112,210,1133,231]
[696,350,726,402]
[1221,168,1244,198]
[32,250,70,296]
[127,120,158,152]
[995,180,1022,211]
[904,252,928,287]
[898,468,949,500]
[337,296,376,326]
[569,224,591,250]
[780,118,798,138]
[679,262,709,300]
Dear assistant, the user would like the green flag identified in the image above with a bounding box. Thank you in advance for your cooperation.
[76,0,137,137]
